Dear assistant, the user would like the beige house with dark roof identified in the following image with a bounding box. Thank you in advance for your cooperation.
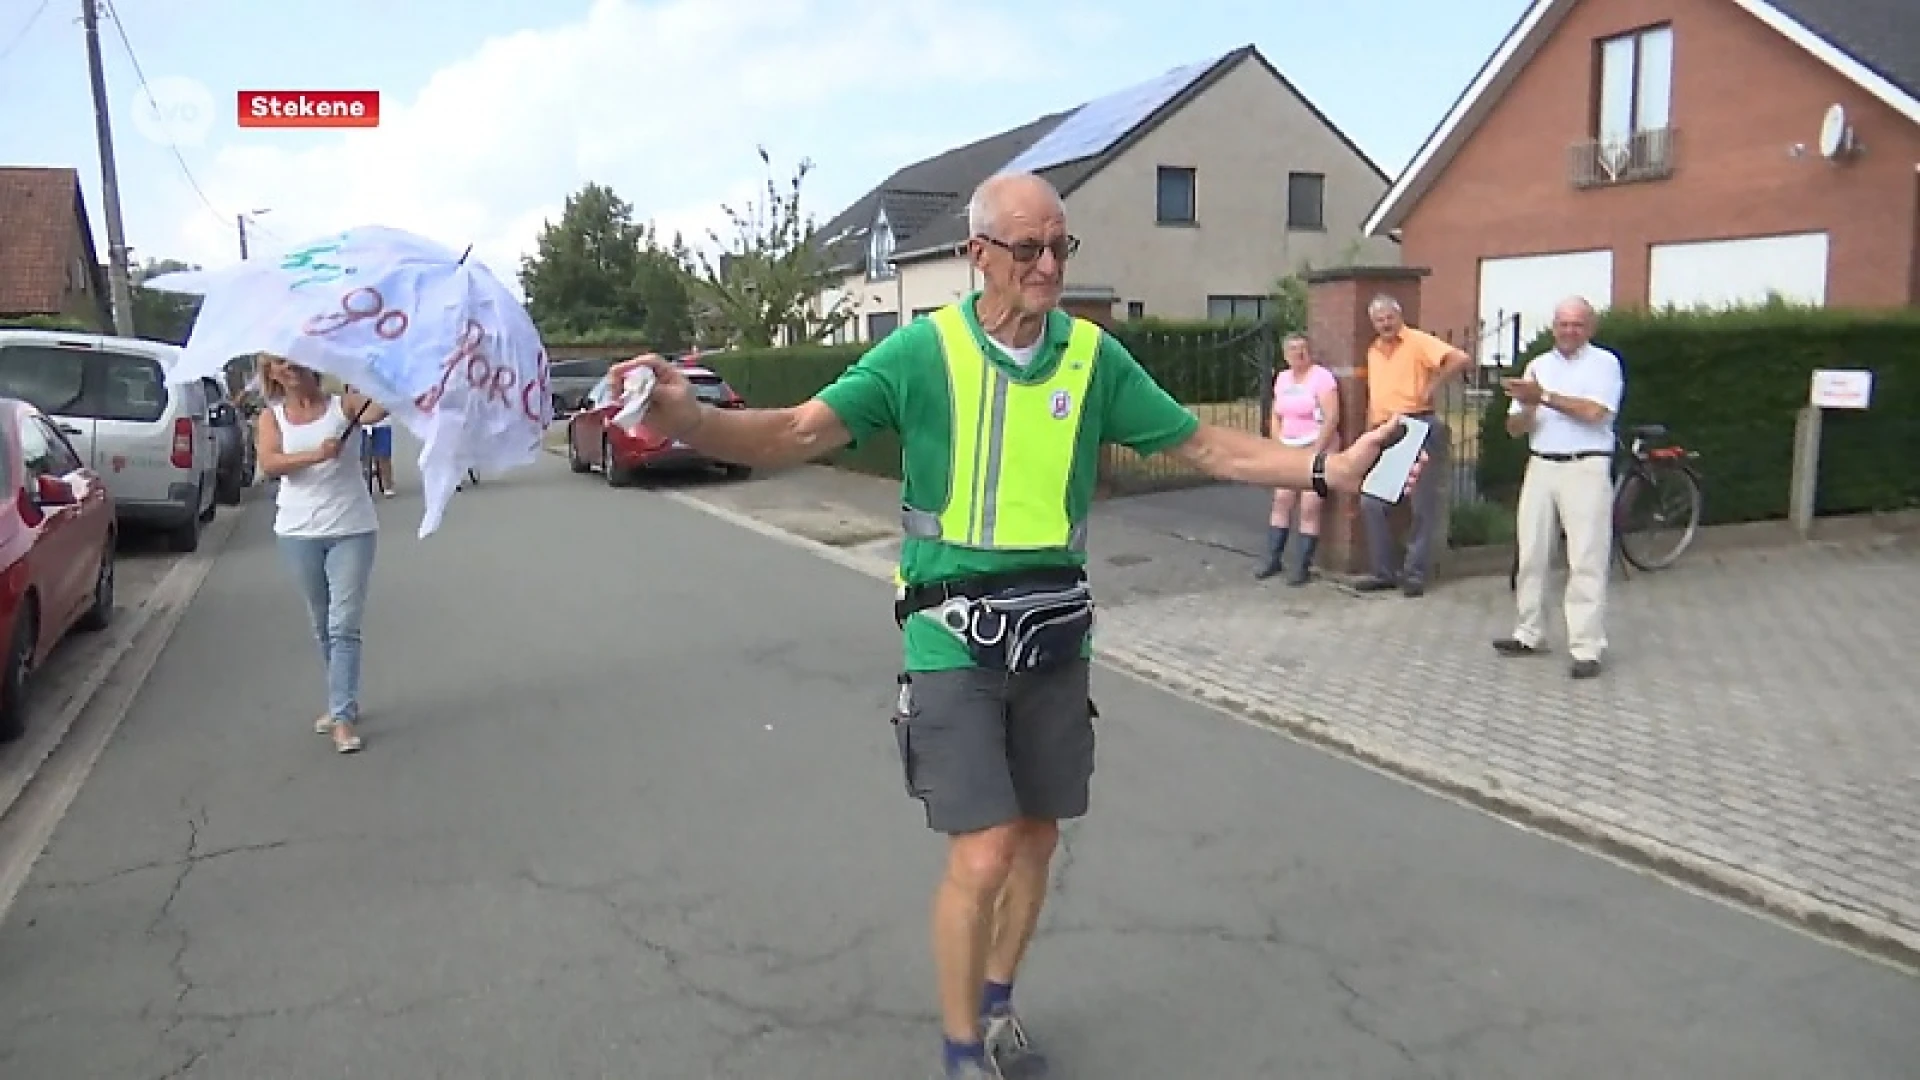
[811,46,1400,342]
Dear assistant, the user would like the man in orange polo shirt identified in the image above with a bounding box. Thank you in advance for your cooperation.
[1357,295,1473,596]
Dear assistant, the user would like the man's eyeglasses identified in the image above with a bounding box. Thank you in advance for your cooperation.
[976,234,1080,264]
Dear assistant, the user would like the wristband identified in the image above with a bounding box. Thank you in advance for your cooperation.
[1310,450,1330,498]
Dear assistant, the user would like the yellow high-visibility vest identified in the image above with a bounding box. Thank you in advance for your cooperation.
[899,304,1100,552]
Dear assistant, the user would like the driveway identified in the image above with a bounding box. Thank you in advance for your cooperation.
[0,456,1914,1078]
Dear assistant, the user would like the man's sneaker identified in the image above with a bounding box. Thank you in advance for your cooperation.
[1492,637,1545,657]
[984,1009,1048,1075]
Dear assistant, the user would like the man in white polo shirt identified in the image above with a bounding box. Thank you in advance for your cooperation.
[1493,296,1623,679]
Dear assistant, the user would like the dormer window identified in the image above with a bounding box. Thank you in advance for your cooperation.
[867,209,897,282]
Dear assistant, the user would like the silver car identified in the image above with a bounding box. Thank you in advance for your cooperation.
[0,330,220,551]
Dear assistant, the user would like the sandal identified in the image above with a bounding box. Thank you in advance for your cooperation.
[332,724,363,754]
[315,715,336,734]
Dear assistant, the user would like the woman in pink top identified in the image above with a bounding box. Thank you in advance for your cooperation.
[1257,333,1341,584]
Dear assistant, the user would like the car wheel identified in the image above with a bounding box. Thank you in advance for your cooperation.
[216,464,244,505]
[0,600,37,743]
[724,464,753,481]
[169,495,205,553]
[76,537,115,633]
[567,423,591,474]
[602,437,633,488]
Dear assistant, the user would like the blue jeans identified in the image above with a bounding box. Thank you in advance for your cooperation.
[277,531,377,722]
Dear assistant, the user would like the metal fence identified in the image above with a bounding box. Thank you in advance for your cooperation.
[1099,320,1280,494]
[1434,312,1524,509]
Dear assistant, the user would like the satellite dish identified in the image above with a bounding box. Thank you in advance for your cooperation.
[1818,103,1850,159]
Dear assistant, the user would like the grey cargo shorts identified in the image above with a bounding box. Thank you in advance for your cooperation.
[892,659,1098,835]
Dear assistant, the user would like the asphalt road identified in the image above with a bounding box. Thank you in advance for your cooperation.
[0,452,1915,1079]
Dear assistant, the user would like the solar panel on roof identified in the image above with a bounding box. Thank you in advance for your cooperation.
[1000,54,1224,175]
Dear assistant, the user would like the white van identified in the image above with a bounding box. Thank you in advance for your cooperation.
[0,330,220,551]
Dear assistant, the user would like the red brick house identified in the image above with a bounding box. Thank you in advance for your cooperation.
[1362,0,1920,362]
[0,167,112,330]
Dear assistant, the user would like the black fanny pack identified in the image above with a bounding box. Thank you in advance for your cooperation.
[895,569,1094,674]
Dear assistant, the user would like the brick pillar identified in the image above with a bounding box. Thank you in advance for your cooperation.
[1303,265,1430,576]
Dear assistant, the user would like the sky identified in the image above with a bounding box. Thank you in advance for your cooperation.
[0,0,1528,291]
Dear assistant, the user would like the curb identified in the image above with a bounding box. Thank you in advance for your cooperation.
[0,506,243,918]
[655,484,1920,974]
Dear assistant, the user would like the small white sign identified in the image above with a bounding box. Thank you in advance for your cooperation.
[1810,369,1873,409]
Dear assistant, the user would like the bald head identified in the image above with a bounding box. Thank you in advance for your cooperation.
[964,171,1072,320]
[1551,295,1596,353]
[967,172,1064,238]
[1553,296,1596,322]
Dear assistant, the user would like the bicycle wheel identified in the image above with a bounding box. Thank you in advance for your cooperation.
[1616,463,1702,571]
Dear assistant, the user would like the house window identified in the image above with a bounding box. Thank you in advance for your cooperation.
[1286,172,1325,230]
[1126,301,1146,320]
[867,211,897,282]
[1206,295,1269,323]
[1156,167,1196,225]
[866,311,900,341]
[1595,24,1673,140]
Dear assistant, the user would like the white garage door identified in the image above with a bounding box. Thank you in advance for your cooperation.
[1476,250,1614,367]
[1648,232,1829,310]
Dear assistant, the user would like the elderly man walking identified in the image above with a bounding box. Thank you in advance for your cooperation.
[1495,296,1623,679]
[612,172,1418,1080]
[1356,296,1473,596]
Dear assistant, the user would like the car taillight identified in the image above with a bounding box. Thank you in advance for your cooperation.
[171,417,194,468]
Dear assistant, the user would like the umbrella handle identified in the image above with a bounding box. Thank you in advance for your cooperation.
[340,398,373,443]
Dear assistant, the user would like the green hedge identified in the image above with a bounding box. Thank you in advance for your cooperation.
[0,315,97,332]
[1476,307,1920,524]
[700,320,1284,481]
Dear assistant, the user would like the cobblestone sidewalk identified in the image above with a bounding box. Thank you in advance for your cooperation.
[1096,539,1920,963]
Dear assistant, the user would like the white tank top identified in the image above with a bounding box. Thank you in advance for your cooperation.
[271,397,379,538]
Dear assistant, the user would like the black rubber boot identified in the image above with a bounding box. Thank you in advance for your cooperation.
[1255,527,1290,580]
[1287,535,1319,586]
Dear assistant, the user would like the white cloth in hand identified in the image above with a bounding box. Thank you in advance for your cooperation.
[612,366,657,434]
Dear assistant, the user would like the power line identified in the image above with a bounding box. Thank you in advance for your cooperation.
[99,0,232,233]
[0,0,51,65]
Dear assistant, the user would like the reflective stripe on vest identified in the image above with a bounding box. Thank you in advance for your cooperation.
[900,305,1099,552]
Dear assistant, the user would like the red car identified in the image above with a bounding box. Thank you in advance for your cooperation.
[0,398,116,742]
[564,361,753,485]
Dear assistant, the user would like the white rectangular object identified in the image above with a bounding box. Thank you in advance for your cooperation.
[1810,369,1872,409]
[1475,250,1614,367]
[1360,416,1431,504]
[1648,232,1829,310]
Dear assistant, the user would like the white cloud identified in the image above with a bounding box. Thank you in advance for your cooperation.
[165,0,1096,298]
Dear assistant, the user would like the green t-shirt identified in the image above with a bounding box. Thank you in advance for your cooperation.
[814,293,1200,671]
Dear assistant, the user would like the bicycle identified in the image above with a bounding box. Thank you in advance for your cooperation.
[361,427,379,495]
[1507,422,1704,589]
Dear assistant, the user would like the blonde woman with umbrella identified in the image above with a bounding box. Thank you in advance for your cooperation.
[255,354,385,753]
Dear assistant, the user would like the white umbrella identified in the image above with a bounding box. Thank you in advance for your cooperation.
[146,226,553,537]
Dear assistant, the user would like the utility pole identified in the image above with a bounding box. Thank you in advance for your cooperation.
[236,208,269,259]
[81,0,136,336]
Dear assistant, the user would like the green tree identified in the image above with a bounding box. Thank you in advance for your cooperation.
[630,224,698,352]
[520,183,658,336]
[131,258,202,344]
[688,147,853,348]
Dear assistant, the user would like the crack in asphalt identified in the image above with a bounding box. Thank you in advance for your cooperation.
[35,838,309,891]
[513,867,924,1076]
